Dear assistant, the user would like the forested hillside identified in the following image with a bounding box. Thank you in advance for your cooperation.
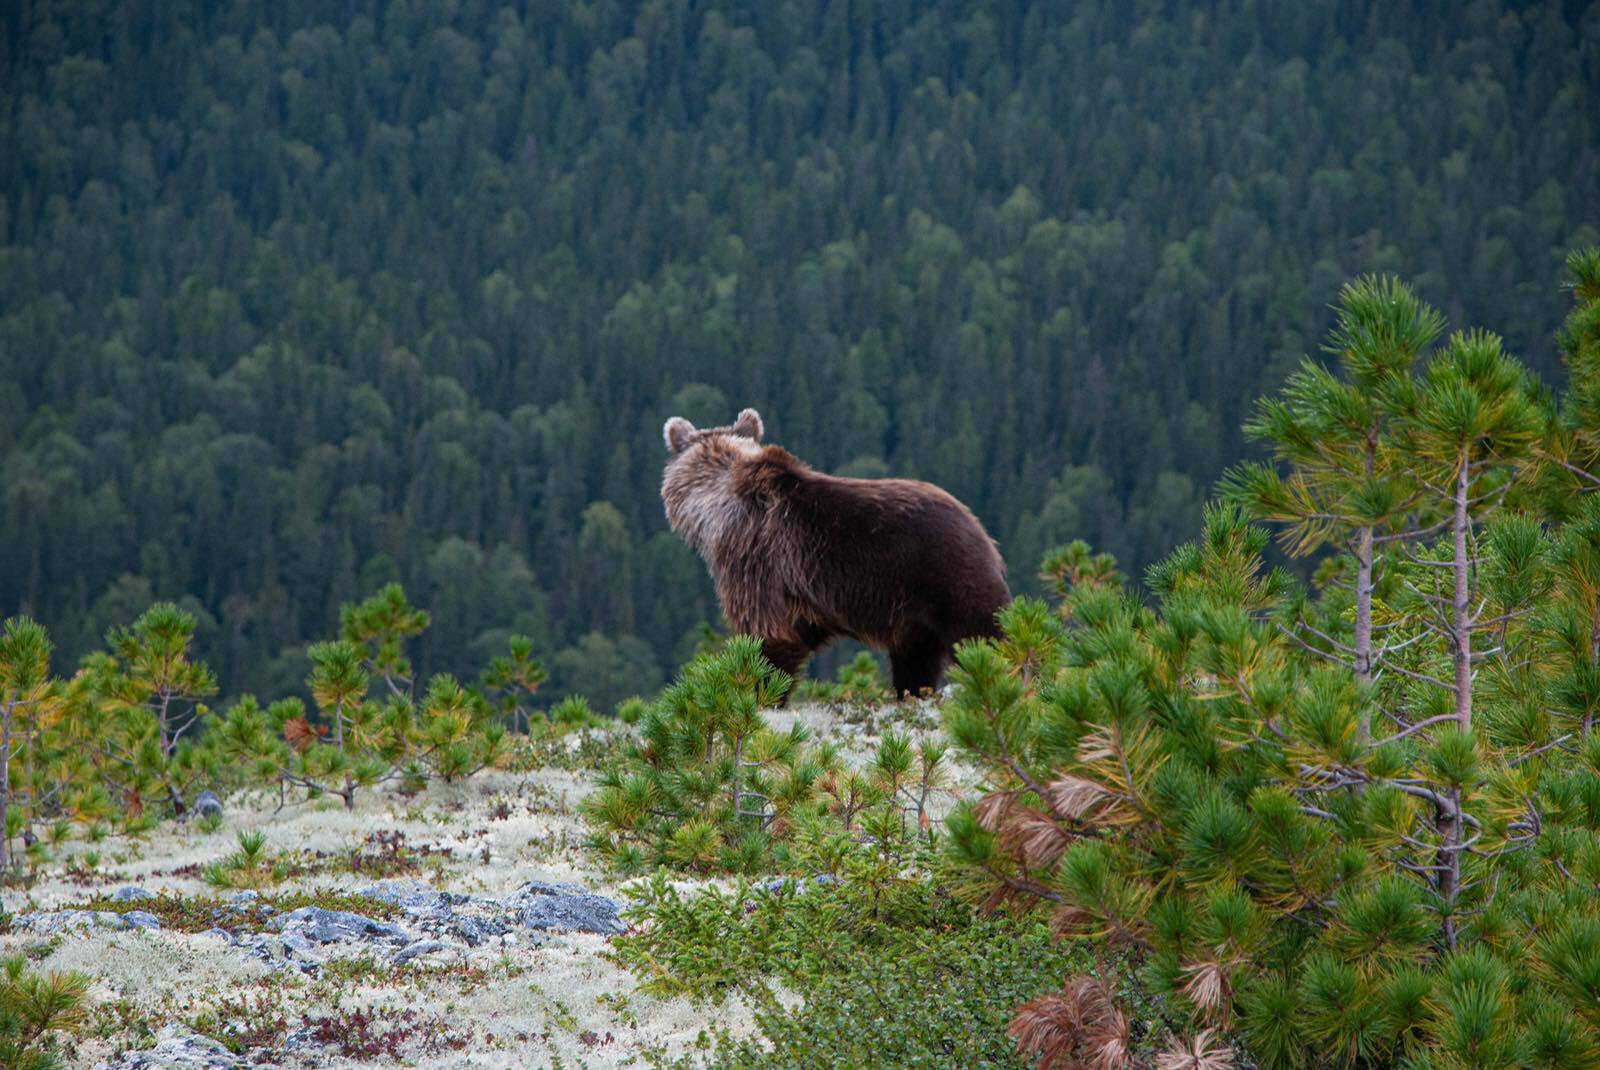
[3,0,1597,705]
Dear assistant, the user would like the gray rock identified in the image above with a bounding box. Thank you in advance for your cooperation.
[227,890,259,905]
[268,906,411,947]
[93,1024,242,1069]
[441,913,508,946]
[112,885,153,902]
[236,933,319,976]
[200,927,233,941]
[393,938,449,964]
[14,909,138,935]
[278,931,315,953]
[192,790,224,818]
[359,878,513,944]
[122,910,162,930]
[505,879,624,934]
[761,873,841,894]
[358,878,453,915]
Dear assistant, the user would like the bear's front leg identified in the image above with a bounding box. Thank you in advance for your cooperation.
[757,634,812,706]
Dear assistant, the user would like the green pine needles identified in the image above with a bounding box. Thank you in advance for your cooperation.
[585,636,949,874]
[0,584,547,875]
[0,955,89,1070]
[941,255,1600,1070]
[585,636,820,873]
[209,585,511,810]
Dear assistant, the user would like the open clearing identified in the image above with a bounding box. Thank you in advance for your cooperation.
[2,699,957,1069]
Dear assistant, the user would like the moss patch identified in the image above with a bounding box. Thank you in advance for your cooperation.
[68,889,403,934]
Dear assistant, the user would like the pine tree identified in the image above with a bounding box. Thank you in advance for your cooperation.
[0,617,51,872]
[1537,246,1600,512]
[0,954,89,1070]
[102,603,217,759]
[1224,276,1444,740]
[340,584,429,701]
[480,634,548,731]
[306,639,369,809]
[1384,329,1542,732]
[941,263,1593,1069]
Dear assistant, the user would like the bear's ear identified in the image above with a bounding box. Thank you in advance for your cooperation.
[733,408,764,441]
[664,417,696,454]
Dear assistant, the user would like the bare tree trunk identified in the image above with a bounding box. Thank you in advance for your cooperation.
[158,685,175,757]
[333,701,354,809]
[1438,791,1459,950]
[1452,454,1472,731]
[24,718,35,840]
[1,701,12,872]
[1440,451,1473,942]
[1354,525,1375,744]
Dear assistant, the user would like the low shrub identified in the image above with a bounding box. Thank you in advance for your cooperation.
[1,954,90,1070]
[584,637,824,873]
[585,637,950,874]
[619,858,1137,1070]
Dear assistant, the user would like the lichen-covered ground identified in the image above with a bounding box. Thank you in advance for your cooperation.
[1,699,958,1069]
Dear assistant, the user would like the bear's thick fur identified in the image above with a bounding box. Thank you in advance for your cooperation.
[661,408,1009,695]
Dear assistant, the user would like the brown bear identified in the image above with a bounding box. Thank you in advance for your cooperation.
[660,407,1010,696]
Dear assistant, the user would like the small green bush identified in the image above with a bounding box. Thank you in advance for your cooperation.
[671,923,1100,1070]
[203,829,287,890]
[585,637,949,874]
[622,865,1121,1070]
[793,651,888,705]
[0,954,90,1070]
[584,637,822,872]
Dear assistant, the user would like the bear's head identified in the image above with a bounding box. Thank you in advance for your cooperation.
[662,407,764,455]
[660,408,766,554]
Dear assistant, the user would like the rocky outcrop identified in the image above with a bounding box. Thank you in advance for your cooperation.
[359,877,625,942]
[11,879,624,981]
[267,905,412,947]
[504,879,625,934]
[12,908,162,934]
[93,1025,242,1069]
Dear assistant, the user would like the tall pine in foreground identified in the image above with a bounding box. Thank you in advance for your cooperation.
[946,256,1600,1069]
[1225,276,1444,739]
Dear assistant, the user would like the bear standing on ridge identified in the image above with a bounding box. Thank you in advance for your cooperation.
[660,408,1010,696]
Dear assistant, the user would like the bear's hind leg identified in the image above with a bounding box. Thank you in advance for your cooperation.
[890,635,948,698]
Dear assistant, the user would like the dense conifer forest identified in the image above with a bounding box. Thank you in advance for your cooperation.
[3,0,1598,705]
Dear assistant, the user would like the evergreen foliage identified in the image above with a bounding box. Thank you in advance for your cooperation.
[1,583,516,871]
[585,636,947,873]
[0,955,89,1070]
[4,1,1596,695]
[941,259,1600,1068]
[615,791,1116,1070]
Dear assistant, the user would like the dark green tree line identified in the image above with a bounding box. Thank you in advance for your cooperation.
[2,0,1596,697]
